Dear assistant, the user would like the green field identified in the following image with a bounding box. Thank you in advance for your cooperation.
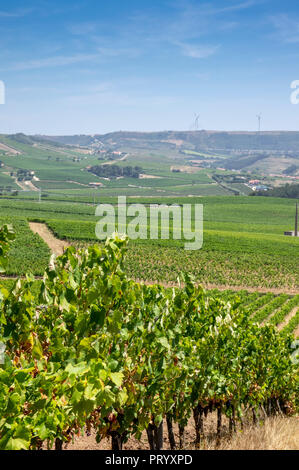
[0,236,297,450]
[0,135,251,197]
[0,195,297,291]
[0,134,298,318]
[0,217,50,275]
[0,273,297,336]
[0,172,18,189]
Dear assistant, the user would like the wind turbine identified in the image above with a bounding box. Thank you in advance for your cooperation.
[256,113,262,132]
[189,113,200,131]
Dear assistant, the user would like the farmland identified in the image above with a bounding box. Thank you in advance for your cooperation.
[0,216,50,275]
[0,195,297,290]
[0,133,298,452]
[0,196,298,337]
[2,0,299,450]
[1,132,297,199]
[0,232,298,450]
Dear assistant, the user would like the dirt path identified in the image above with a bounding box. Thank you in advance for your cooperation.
[138,280,299,296]
[193,284,299,295]
[29,222,69,256]
[277,306,299,331]
[23,180,39,191]
[103,153,128,165]
[0,142,21,154]
[14,178,39,191]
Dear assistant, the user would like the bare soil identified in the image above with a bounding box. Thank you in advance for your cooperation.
[139,174,161,179]
[0,142,21,154]
[29,222,69,256]
[62,414,299,451]
[103,154,128,165]
[13,177,39,191]
[278,306,299,331]
[170,165,200,174]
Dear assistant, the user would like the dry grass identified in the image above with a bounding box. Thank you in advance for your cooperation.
[65,415,299,451]
[213,417,299,450]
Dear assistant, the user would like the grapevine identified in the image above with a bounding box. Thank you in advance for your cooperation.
[0,226,298,450]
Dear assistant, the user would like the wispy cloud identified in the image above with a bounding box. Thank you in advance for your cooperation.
[5,53,101,71]
[194,72,210,80]
[212,1,258,14]
[2,0,258,74]
[269,14,299,43]
[97,46,141,58]
[65,90,177,107]
[4,42,142,71]
[67,22,97,35]
[2,41,141,72]
[0,7,33,18]
[174,41,219,59]
[123,1,257,59]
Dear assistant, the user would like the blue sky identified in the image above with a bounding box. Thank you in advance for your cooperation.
[1,0,299,134]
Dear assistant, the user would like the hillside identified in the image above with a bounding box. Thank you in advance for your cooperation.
[253,183,299,198]
[0,132,298,198]
[36,130,299,176]
[38,130,299,152]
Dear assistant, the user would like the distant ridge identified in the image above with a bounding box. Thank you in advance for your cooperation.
[33,130,299,152]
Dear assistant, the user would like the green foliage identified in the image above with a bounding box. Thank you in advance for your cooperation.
[253,183,299,199]
[283,165,298,176]
[0,217,50,275]
[0,234,298,450]
[251,295,290,324]
[269,295,299,327]
[282,310,299,337]
[0,224,15,272]
[0,196,298,289]
[88,165,142,179]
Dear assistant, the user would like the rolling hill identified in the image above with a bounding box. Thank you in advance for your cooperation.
[36,130,299,175]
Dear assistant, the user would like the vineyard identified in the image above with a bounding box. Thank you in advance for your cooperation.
[0,195,298,290]
[0,226,298,450]
[2,3,299,452]
[0,217,50,276]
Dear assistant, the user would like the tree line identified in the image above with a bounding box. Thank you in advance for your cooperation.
[251,183,299,199]
[88,164,142,179]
